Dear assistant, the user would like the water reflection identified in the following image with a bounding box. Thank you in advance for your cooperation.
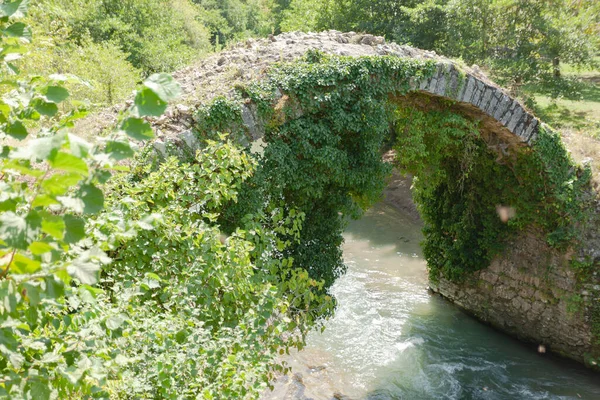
[265,202,600,400]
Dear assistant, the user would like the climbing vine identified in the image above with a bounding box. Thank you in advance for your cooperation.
[393,106,592,280]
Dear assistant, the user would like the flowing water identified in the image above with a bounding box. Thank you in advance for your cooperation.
[266,202,600,400]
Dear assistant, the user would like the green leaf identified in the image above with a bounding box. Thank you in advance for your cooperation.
[144,73,181,102]
[67,134,91,158]
[41,172,82,196]
[79,184,104,214]
[22,282,41,306]
[28,241,53,255]
[11,253,41,274]
[9,134,64,161]
[105,140,134,160]
[67,258,99,285]
[44,276,64,299]
[41,215,65,240]
[32,98,58,117]
[0,211,36,249]
[134,87,167,117]
[31,195,59,208]
[105,315,124,330]
[1,159,44,177]
[0,0,30,18]
[27,381,51,400]
[49,152,88,176]
[63,215,85,244]
[57,196,84,214]
[5,120,27,140]
[120,117,154,141]
[41,86,69,104]
[3,22,31,42]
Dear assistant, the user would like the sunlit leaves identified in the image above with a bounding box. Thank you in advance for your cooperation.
[120,117,154,141]
[0,211,36,249]
[2,22,31,42]
[79,184,104,214]
[145,73,182,102]
[105,140,134,160]
[48,152,88,176]
[0,0,30,19]
[133,73,182,117]
[41,86,69,103]
[6,120,27,140]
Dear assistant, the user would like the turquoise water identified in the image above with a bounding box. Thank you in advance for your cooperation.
[275,202,600,400]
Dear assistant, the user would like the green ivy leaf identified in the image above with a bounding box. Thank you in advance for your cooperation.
[120,117,154,141]
[41,86,69,104]
[49,152,88,176]
[144,73,182,102]
[134,87,167,117]
[6,120,27,140]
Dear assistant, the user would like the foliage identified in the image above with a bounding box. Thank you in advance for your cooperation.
[49,0,211,75]
[196,53,437,288]
[278,0,598,95]
[65,41,142,107]
[91,143,331,398]
[192,0,276,48]
[0,5,183,396]
[0,7,335,398]
[194,50,591,286]
[393,106,591,280]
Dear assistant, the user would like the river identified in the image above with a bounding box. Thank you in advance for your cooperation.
[264,202,600,400]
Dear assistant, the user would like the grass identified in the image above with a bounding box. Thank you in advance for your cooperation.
[519,60,600,189]
[523,64,600,140]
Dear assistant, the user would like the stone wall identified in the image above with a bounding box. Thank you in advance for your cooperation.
[429,229,600,367]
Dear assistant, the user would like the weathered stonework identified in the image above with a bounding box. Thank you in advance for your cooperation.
[429,230,600,367]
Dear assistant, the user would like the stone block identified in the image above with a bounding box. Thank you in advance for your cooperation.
[470,80,485,107]
[478,86,494,111]
[523,119,539,143]
[500,101,517,125]
[507,105,525,132]
[484,91,501,117]
[493,94,511,121]
[434,66,448,96]
[459,76,476,103]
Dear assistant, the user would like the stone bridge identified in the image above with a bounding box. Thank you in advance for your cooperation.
[117,31,599,368]
[150,30,538,153]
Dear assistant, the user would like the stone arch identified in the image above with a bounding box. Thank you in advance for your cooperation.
[145,31,599,368]
[155,31,539,154]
